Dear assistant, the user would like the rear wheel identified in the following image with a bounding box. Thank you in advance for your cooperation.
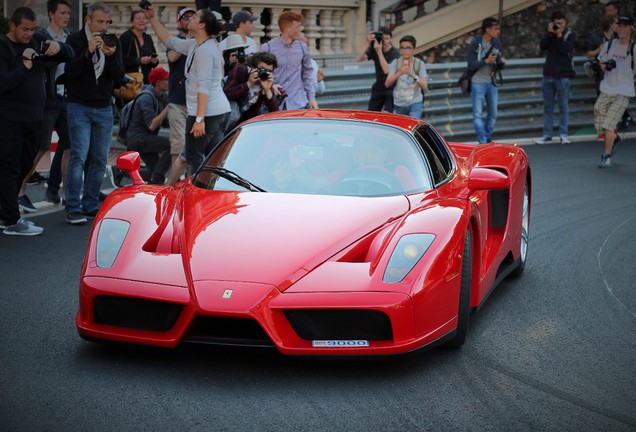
[444,229,472,348]
[509,179,529,277]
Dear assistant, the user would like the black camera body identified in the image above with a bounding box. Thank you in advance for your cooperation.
[604,59,617,71]
[372,31,383,44]
[138,0,152,10]
[236,48,246,64]
[552,23,560,31]
[100,33,117,48]
[257,67,271,81]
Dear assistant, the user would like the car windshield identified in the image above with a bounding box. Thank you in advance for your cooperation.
[192,119,433,196]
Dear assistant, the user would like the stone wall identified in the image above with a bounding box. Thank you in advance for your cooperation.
[425,0,636,63]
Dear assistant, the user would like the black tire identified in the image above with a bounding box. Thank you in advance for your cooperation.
[509,179,529,278]
[444,229,472,348]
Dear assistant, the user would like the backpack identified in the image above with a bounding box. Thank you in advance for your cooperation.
[118,92,149,145]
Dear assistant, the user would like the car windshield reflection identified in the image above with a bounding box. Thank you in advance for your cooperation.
[192,119,433,196]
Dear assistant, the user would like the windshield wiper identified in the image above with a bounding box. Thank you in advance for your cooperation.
[198,166,267,192]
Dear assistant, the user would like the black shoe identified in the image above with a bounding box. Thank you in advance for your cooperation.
[45,189,61,204]
[27,172,48,185]
[66,212,87,225]
[81,209,99,219]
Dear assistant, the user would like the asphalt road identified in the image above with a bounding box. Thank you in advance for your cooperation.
[1,140,635,432]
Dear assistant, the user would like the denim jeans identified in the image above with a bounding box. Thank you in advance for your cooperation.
[66,103,113,214]
[394,102,423,119]
[471,82,498,144]
[541,76,570,138]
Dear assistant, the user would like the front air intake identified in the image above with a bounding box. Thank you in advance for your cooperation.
[94,296,182,332]
[184,316,274,347]
[284,309,393,341]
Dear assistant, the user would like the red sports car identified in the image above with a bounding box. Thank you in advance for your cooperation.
[76,110,531,355]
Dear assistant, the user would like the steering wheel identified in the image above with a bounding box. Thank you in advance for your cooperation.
[332,165,401,196]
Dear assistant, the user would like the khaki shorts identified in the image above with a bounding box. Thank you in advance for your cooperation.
[168,103,188,156]
[594,93,630,133]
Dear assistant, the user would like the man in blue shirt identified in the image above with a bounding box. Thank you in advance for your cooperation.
[260,11,317,110]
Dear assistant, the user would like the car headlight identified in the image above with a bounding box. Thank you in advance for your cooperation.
[383,234,435,283]
[96,219,130,268]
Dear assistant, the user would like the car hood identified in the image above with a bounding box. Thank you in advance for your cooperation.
[180,188,409,288]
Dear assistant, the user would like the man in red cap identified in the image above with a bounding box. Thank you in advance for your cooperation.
[126,66,171,184]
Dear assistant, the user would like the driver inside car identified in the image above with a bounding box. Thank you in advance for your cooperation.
[349,140,415,191]
[289,139,415,195]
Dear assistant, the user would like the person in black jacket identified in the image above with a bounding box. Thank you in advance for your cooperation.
[118,8,158,85]
[64,2,124,225]
[0,6,74,235]
[536,11,576,145]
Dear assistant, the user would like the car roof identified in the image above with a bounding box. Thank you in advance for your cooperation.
[243,109,427,130]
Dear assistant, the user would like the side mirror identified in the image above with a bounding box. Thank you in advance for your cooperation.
[116,151,145,185]
[468,167,509,191]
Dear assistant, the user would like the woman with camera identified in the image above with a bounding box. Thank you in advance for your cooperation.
[223,47,279,131]
[119,8,158,85]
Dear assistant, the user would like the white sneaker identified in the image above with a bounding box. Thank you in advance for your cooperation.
[3,218,43,236]
[560,135,571,145]
[535,137,552,145]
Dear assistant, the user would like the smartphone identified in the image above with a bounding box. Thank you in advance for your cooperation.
[150,53,158,58]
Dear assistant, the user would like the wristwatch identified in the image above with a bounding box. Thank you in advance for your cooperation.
[195,116,204,123]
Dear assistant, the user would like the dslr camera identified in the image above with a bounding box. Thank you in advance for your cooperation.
[138,0,152,10]
[236,48,246,64]
[490,47,505,71]
[552,23,560,31]
[257,67,271,81]
[100,32,118,48]
[372,31,383,44]
[604,59,617,71]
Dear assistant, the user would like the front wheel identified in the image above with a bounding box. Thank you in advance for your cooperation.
[509,179,530,277]
[444,229,472,348]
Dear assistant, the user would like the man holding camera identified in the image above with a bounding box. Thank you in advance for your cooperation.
[223,51,279,126]
[536,11,576,145]
[466,17,506,144]
[594,15,636,168]
[0,6,74,235]
[64,2,124,225]
[355,27,400,112]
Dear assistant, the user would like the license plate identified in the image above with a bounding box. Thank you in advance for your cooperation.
[312,340,369,347]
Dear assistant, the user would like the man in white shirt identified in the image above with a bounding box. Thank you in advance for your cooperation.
[594,15,636,168]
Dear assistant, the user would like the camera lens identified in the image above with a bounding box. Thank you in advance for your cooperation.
[257,68,270,80]
[100,33,117,48]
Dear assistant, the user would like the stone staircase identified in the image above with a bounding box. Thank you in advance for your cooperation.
[315,56,636,143]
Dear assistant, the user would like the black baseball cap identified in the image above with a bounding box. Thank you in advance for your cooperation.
[618,15,634,26]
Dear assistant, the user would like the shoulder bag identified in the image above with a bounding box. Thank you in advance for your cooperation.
[114,34,143,101]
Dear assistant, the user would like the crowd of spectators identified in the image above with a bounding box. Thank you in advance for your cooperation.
[1,1,634,236]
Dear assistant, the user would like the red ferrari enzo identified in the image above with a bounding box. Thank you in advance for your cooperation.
[77,110,531,355]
